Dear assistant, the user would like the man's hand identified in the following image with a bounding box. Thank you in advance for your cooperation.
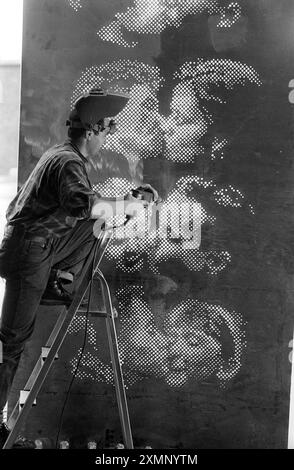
[91,185,160,220]
[132,184,160,204]
[123,184,160,218]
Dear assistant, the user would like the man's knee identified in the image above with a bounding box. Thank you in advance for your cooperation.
[0,322,35,356]
[2,342,25,363]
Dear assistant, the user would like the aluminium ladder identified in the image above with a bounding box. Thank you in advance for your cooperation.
[2,227,133,449]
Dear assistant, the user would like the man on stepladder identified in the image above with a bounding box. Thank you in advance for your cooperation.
[0,88,158,447]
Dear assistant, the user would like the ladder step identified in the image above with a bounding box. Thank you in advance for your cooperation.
[41,347,58,363]
[8,355,54,428]
[77,307,118,318]
[19,390,37,408]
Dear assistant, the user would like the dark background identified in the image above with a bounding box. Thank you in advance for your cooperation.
[10,0,294,448]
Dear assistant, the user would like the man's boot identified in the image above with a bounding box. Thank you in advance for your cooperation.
[0,422,10,448]
[40,269,74,306]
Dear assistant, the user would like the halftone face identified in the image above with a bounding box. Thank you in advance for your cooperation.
[163,82,208,162]
[121,300,221,387]
[120,297,170,377]
[105,84,163,161]
[163,302,223,387]
[118,293,243,388]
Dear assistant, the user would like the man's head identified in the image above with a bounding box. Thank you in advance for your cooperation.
[66,88,129,156]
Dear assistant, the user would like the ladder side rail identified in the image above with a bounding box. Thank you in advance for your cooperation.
[7,308,69,429]
[97,268,134,449]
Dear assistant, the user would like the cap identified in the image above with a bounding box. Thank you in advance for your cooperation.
[66,88,129,131]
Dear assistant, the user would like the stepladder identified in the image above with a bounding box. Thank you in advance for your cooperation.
[3,226,134,449]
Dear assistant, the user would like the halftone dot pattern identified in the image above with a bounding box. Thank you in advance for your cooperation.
[153,242,232,276]
[163,59,261,162]
[71,60,164,162]
[217,2,241,28]
[71,60,164,108]
[214,185,244,208]
[101,175,213,275]
[174,59,262,104]
[68,314,115,384]
[117,292,246,388]
[173,175,252,214]
[67,0,82,12]
[68,314,96,345]
[71,58,261,164]
[92,177,132,198]
[100,175,253,275]
[205,251,231,275]
[105,236,232,276]
[63,9,260,391]
[211,136,228,160]
[67,288,246,389]
[97,1,243,48]
[248,204,255,215]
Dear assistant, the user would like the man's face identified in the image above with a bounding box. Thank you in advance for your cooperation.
[87,118,115,156]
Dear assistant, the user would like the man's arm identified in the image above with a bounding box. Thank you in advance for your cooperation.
[58,160,99,219]
[58,159,158,221]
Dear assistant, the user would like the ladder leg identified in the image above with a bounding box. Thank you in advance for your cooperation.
[97,268,134,450]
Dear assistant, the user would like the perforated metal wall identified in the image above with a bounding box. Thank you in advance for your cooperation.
[18,0,294,448]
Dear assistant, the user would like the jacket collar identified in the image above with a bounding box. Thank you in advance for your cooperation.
[64,139,89,164]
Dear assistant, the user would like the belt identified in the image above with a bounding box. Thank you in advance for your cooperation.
[4,225,51,246]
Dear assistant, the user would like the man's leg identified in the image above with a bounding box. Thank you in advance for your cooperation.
[51,219,100,284]
[0,238,54,420]
[0,218,101,406]
[40,219,102,305]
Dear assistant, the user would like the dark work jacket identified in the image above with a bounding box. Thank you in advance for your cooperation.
[6,141,100,238]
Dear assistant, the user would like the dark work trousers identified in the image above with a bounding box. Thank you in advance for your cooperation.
[0,219,99,420]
